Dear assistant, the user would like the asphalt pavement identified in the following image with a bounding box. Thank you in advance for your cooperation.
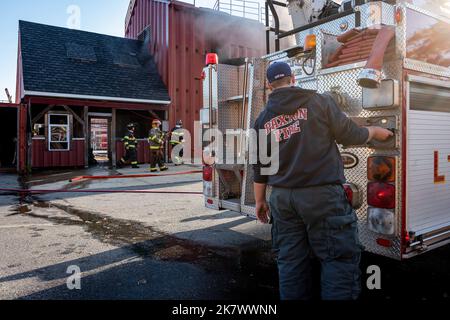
[0,165,448,300]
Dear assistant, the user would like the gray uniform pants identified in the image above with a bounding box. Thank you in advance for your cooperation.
[269,184,363,300]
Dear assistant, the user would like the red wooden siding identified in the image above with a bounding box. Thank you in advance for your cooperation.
[125,0,266,142]
[32,139,85,168]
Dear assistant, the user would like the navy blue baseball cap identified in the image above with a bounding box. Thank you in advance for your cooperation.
[267,62,292,83]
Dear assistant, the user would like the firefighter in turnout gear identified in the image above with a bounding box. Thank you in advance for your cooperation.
[148,119,168,172]
[170,120,185,165]
[120,123,139,168]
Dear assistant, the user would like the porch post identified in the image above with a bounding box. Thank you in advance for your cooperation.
[18,104,27,173]
[164,110,169,163]
[84,106,89,168]
[111,108,117,168]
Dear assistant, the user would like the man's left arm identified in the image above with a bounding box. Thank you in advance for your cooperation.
[252,117,270,224]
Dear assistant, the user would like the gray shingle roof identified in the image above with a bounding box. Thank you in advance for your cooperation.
[19,20,170,103]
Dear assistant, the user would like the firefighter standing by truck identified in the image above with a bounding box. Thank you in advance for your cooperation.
[170,120,185,165]
[148,119,168,172]
[253,62,393,300]
[119,123,139,169]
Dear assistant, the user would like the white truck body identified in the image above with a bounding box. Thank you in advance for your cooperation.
[201,0,450,260]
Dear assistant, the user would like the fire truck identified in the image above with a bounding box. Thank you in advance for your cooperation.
[200,0,450,260]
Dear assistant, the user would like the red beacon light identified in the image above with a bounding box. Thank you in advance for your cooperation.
[206,53,219,66]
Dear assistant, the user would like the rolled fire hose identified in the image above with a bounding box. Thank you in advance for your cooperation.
[357,26,396,88]
[336,28,360,43]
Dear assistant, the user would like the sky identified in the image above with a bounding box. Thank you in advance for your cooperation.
[0,0,264,102]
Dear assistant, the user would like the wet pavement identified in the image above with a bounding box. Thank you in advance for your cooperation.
[0,168,276,300]
[0,168,449,300]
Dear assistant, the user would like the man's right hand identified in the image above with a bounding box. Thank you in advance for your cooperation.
[367,126,394,142]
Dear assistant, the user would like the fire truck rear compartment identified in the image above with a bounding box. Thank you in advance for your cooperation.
[215,64,249,211]
[203,1,450,259]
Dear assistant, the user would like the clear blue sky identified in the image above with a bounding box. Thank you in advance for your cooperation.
[0,0,261,101]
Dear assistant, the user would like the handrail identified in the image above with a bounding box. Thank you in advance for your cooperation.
[213,0,269,23]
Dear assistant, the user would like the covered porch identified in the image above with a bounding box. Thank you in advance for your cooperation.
[27,96,168,170]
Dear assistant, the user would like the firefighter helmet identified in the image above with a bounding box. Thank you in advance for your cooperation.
[152,119,162,126]
[127,123,135,131]
[176,120,183,127]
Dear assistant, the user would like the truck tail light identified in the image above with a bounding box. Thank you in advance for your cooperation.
[376,238,393,247]
[343,183,361,209]
[368,182,396,209]
[368,156,396,182]
[203,165,213,182]
[368,207,395,235]
[206,53,218,66]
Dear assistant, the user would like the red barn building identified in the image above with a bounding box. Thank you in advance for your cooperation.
[5,0,265,172]
[124,0,266,140]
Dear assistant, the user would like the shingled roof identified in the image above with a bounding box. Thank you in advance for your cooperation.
[19,20,170,104]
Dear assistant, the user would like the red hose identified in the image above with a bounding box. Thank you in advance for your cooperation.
[70,170,203,182]
[0,188,203,195]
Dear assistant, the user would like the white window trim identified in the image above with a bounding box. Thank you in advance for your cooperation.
[48,113,71,151]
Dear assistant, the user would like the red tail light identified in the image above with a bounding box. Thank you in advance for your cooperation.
[376,238,393,248]
[203,165,213,182]
[206,53,218,65]
[368,182,395,209]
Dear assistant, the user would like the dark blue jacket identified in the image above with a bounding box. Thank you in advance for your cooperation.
[252,86,369,188]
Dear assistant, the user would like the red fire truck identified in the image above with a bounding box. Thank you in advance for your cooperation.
[200,0,450,260]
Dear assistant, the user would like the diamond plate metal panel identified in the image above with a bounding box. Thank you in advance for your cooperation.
[357,2,396,29]
[242,58,269,210]
[215,64,247,201]
[298,77,318,91]
[295,15,357,71]
[202,65,220,202]
[317,59,403,259]
[404,59,450,77]
[257,52,404,259]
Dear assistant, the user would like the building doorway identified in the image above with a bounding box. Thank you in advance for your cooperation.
[89,116,111,166]
[0,107,18,171]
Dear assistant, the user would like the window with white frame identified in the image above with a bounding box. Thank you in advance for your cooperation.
[48,114,71,151]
